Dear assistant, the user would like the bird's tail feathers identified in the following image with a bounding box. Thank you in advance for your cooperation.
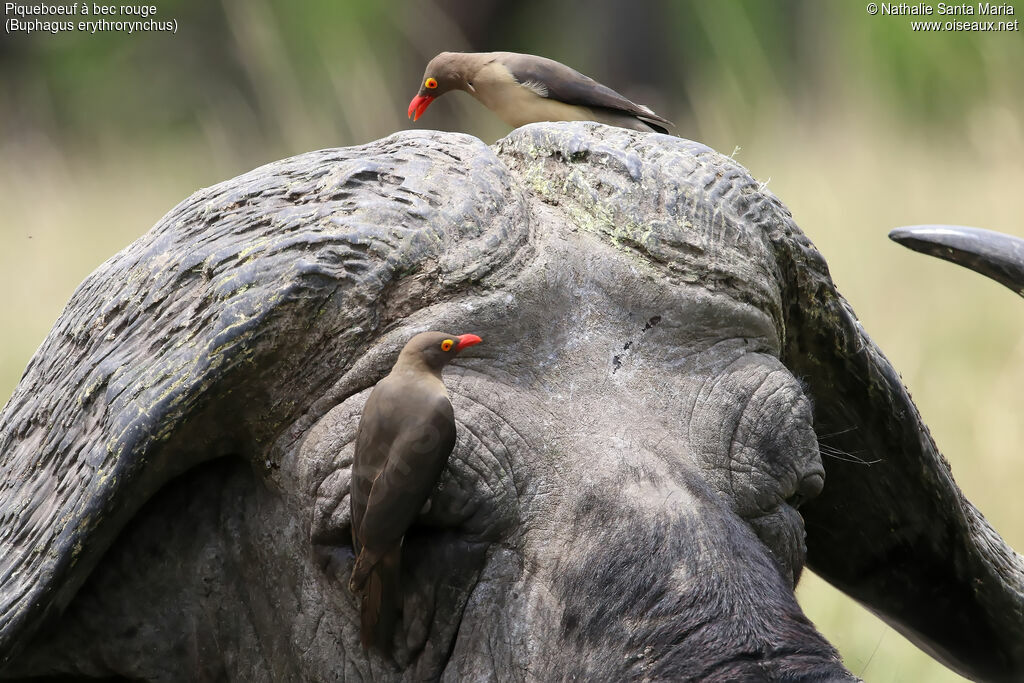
[358,545,402,655]
[349,545,381,593]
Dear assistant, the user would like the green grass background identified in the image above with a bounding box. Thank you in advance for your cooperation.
[1,2,1022,679]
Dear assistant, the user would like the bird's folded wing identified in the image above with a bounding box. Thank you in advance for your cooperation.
[497,52,673,127]
[357,403,456,549]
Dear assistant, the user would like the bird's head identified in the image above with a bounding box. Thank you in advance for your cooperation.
[408,52,473,122]
[398,330,483,372]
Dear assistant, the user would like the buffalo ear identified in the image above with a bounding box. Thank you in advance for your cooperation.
[769,230,1024,682]
[889,225,1024,298]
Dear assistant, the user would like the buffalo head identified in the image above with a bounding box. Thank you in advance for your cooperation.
[0,124,1020,681]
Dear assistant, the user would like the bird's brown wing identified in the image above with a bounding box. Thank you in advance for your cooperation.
[357,394,456,552]
[496,52,673,131]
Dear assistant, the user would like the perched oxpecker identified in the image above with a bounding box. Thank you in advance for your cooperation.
[349,331,482,654]
[408,51,672,133]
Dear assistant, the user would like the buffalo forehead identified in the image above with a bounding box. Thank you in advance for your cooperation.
[494,122,785,338]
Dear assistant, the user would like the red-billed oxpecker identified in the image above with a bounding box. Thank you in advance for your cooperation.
[349,331,483,654]
[408,51,672,133]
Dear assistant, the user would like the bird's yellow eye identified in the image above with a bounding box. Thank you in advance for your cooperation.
[440,339,454,351]
[425,77,438,90]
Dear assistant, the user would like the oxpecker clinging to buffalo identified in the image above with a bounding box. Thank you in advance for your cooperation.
[348,331,482,654]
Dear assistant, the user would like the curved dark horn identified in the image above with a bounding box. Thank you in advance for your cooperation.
[889,224,1024,297]
[785,228,1024,681]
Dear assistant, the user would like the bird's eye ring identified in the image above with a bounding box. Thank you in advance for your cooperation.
[440,339,454,351]
[425,77,438,89]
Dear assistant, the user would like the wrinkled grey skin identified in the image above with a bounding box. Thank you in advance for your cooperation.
[1,124,1021,682]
